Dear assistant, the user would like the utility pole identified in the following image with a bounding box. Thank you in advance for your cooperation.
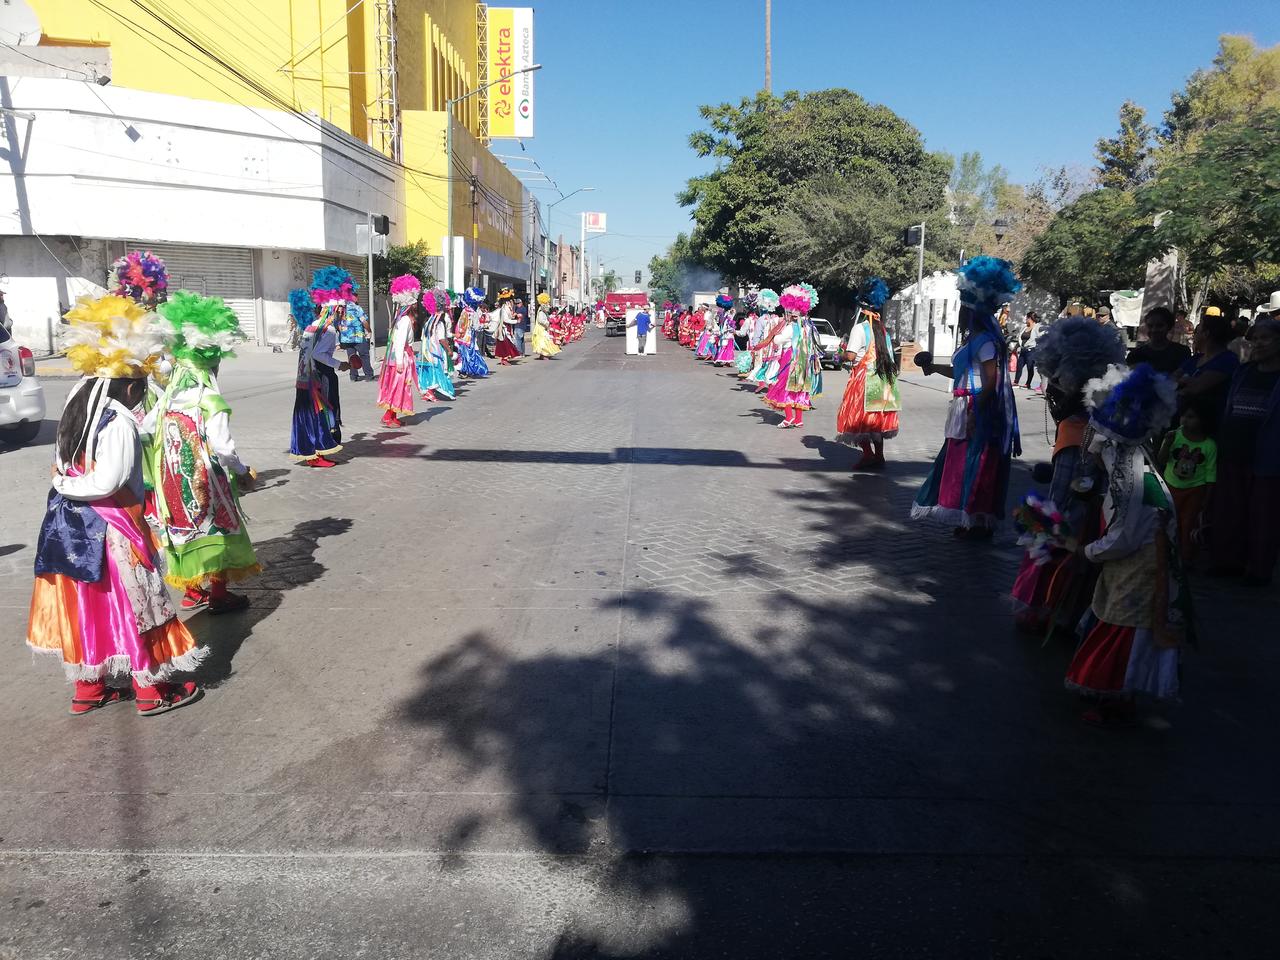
[529,202,538,299]
[579,212,586,308]
[764,0,772,93]
[469,156,480,287]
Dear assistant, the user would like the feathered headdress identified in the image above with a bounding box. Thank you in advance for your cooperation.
[1035,317,1127,396]
[537,292,550,306]
[289,288,316,330]
[310,266,358,306]
[757,288,780,312]
[715,293,734,309]
[856,277,891,312]
[779,284,813,314]
[956,256,1021,309]
[423,289,440,315]
[111,250,168,307]
[158,291,245,368]
[463,286,486,309]
[62,294,171,380]
[497,286,515,303]
[1084,363,1178,444]
[799,283,820,310]
[390,274,422,308]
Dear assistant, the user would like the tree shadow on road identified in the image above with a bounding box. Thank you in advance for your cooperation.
[185,516,353,687]
[390,568,1269,957]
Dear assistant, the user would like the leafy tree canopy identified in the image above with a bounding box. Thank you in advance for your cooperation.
[1126,109,1280,279]
[1095,100,1155,190]
[1021,189,1143,301]
[373,240,435,296]
[679,89,953,291]
[1162,35,1280,151]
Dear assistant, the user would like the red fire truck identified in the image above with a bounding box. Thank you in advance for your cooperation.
[602,290,648,337]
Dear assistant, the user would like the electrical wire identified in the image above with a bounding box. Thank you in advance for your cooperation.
[1,42,94,80]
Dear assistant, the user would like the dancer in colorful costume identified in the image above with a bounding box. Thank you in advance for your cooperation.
[756,283,822,429]
[493,287,522,363]
[532,292,562,359]
[28,295,205,716]
[1010,316,1126,635]
[662,302,678,340]
[911,256,1021,538]
[417,288,457,401]
[695,305,715,359]
[1064,363,1191,726]
[713,294,737,366]
[748,290,782,386]
[454,287,491,378]
[836,278,900,469]
[378,274,422,426]
[148,292,260,613]
[111,249,169,308]
[289,268,353,467]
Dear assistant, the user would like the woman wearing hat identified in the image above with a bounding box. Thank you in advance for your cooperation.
[493,288,521,364]
[531,292,561,359]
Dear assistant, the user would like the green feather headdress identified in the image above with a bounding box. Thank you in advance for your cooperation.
[158,291,245,367]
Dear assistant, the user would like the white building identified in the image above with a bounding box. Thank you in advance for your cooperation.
[0,75,405,351]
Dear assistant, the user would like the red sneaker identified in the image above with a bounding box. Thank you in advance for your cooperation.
[305,457,336,468]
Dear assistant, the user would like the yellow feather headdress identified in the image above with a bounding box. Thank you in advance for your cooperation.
[62,295,171,380]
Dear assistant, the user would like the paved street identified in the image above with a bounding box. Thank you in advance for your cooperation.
[1,330,1277,959]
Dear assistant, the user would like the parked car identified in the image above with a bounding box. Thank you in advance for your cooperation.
[0,324,46,446]
[811,318,845,369]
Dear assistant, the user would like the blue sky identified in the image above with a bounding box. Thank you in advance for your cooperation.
[512,0,1278,284]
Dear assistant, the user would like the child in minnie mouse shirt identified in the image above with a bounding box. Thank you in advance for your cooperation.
[1158,398,1217,560]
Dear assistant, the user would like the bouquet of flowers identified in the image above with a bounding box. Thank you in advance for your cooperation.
[1013,492,1076,565]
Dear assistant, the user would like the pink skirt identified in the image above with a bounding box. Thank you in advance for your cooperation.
[764,349,813,410]
[377,357,416,416]
[714,340,735,363]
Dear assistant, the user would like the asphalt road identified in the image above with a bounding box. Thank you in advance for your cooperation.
[0,331,1276,959]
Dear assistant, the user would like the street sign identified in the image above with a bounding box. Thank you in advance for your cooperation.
[584,212,606,233]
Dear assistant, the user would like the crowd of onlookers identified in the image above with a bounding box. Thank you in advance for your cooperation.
[1003,294,1280,587]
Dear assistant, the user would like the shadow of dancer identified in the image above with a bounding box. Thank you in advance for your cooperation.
[184,517,353,687]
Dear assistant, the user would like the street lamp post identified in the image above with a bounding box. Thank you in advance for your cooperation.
[445,63,542,289]
[545,186,594,302]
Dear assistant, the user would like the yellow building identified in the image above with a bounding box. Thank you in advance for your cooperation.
[25,0,529,289]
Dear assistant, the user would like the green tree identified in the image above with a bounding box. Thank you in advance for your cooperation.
[678,89,953,287]
[946,150,1009,254]
[1162,35,1280,151]
[372,240,435,296]
[1124,110,1280,297]
[767,172,956,297]
[1021,189,1143,301]
[647,233,696,304]
[591,269,619,298]
[1094,100,1155,189]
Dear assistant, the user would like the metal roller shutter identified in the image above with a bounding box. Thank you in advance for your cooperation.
[307,254,371,316]
[137,242,257,341]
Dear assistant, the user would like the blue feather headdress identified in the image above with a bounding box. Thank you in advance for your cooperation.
[957,256,1021,309]
[757,288,780,312]
[716,293,734,309]
[463,286,486,308]
[1085,363,1178,443]
[856,277,891,312]
[288,288,316,330]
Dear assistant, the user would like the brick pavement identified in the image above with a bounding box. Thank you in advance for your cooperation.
[0,330,1277,959]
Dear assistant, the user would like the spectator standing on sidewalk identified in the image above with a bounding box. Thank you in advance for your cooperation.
[1126,307,1192,375]
[1207,316,1280,586]
[1013,312,1040,388]
[338,300,376,382]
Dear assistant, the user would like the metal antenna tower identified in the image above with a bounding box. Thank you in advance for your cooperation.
[476,3,490,144]
[372,0,402,161]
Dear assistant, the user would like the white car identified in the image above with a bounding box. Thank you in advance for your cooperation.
[0,325,46,446]
[811,318,845,369]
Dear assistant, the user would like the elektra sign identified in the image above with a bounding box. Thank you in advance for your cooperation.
[487,7,535,139]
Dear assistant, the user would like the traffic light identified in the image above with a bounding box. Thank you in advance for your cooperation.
[634,270,642,284]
